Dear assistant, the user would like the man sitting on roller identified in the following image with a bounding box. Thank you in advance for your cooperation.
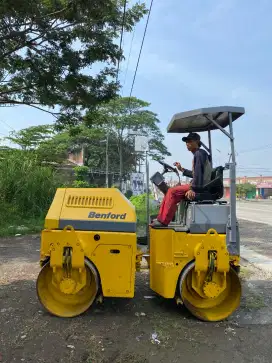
[152,132,212,227]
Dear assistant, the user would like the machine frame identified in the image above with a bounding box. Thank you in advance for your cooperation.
[166,106,245,256]
[36,106,245,322]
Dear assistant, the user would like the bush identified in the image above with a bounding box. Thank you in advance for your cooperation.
[0,201,44,237]
[130,193,155,209]
[0,150,59,217]
[74,166,89,181]
[130,193,159,224]
[72,180,90,188]
[0,151,100,236]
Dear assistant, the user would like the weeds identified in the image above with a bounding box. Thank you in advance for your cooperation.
[0,150,59,235]
[0,151,58,215]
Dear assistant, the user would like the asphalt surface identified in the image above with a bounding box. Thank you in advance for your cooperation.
[237,200,272,226]
[237,200,272,274]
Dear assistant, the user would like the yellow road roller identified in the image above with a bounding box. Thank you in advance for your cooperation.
[37,106,244,321]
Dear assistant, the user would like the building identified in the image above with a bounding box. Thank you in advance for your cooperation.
[68,147,84,166]
[224,176,272,199]
[255,182,272,199]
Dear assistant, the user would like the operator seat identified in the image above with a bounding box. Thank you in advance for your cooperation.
[191,166,224,202]
[150,166,225,228]
[174,166,225,228]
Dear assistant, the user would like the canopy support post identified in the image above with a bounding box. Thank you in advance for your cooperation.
[205,115,233,140]
[208,130,213,167]
[228,112,238,255]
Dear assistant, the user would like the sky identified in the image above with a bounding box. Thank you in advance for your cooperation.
[1,0,272,178]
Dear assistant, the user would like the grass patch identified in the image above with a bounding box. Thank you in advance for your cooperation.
[0,206,44,237]
[244,293,266,309]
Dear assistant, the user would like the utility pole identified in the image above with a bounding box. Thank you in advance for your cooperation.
[145,150,150,248]
[119,139,123,192]
[105,128,109,188]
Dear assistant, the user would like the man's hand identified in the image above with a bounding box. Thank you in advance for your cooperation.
[185,190,195,200]
[173,162,184,172]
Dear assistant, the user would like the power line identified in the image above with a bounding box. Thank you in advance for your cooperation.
[238,143,272,154]
[128,0,154,99]
[238,167,272,171]
[107,1,127,188]
[0,119,15,131]
[116,0,127,85]
[122,26,136,94]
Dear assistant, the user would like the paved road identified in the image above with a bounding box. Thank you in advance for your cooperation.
[237,201,272,225]
[237,201,272,272]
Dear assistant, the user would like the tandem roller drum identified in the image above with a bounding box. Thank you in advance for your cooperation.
[36,259,99,317]
[179,261,242,322]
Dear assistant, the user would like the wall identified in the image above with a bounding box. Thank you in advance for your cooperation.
[68,148,84,166]
[224,176,272,186]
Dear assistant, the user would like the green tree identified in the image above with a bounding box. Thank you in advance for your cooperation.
[4,101,169,186]
[236,183,256,198]
[6,124,54,150]
[43,125,138,179]
[0,0,147,125]
[4,123,138,185]
[84,96,171,183]
[65,126,137,183]
[42,125,135,175]
[36,132,70,163]
[4,124,71,163]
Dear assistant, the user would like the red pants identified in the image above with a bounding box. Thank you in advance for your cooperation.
[157,184,190,225]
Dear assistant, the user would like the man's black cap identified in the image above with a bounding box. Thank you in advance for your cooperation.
[182,132,201,142]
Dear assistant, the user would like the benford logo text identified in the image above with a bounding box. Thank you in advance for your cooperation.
[88,211,127,220]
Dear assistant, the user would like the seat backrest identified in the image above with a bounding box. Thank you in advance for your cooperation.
[211,166,224,181]
[194,166,224,200]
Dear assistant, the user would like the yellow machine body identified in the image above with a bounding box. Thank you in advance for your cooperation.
[37,188,241,321]
[37,188,137,317]
[150,227,241,321]
[40,229,136,298]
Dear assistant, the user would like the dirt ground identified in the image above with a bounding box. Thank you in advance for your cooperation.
[1,222,272,363]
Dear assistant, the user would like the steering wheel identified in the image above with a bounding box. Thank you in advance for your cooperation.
[158,160,177,173]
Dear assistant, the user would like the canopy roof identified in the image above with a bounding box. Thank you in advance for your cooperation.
[167,106,245,133]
